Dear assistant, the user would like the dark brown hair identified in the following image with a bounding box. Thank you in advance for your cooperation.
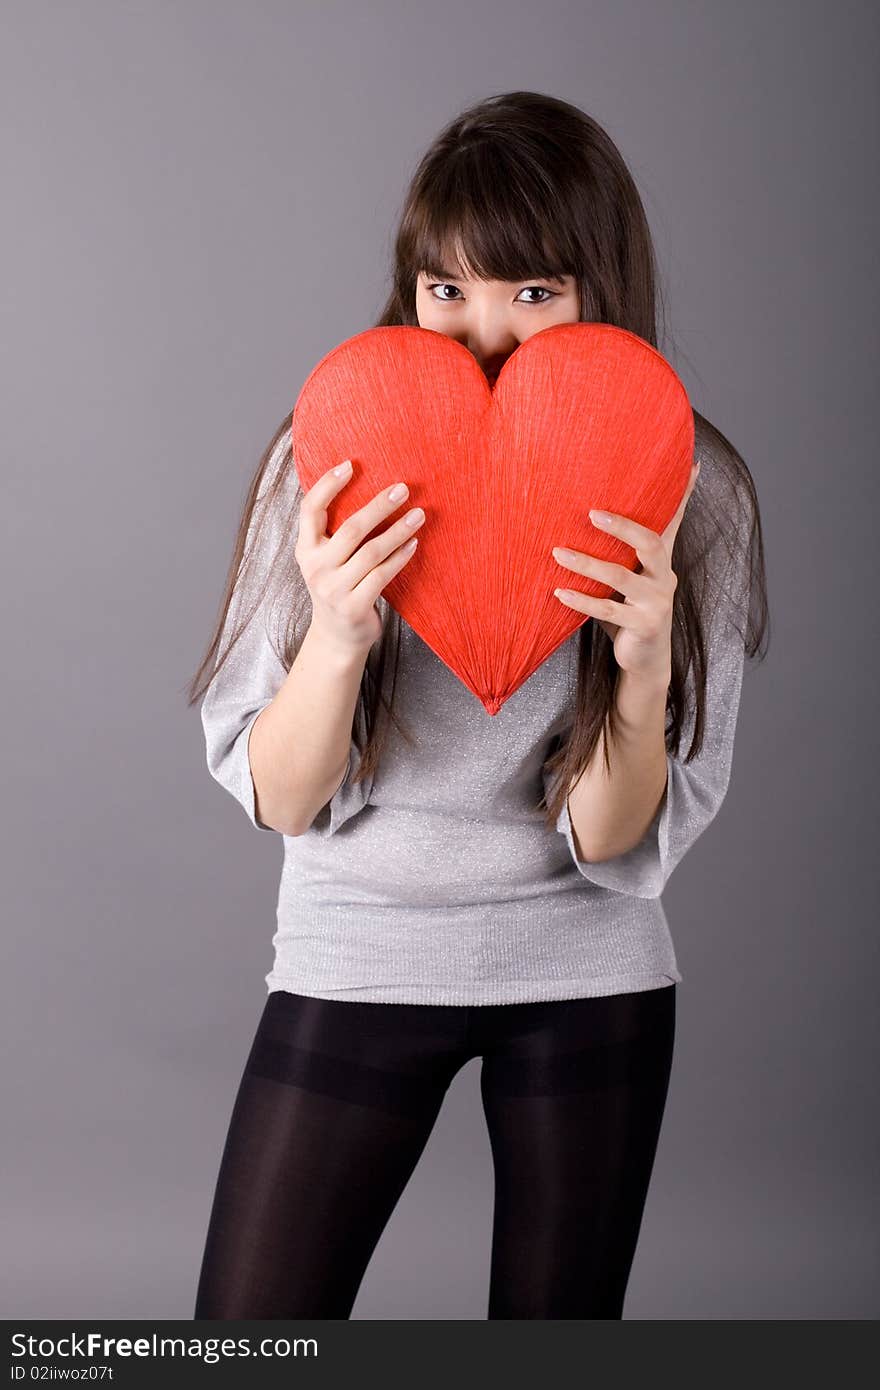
[188,89,769,830]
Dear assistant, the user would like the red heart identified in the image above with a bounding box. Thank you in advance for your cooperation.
[292,322,693,715]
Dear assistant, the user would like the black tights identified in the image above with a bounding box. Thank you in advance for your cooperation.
[194,983,675,1319]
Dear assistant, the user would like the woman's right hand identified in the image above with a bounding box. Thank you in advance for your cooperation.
[295,459,425,656]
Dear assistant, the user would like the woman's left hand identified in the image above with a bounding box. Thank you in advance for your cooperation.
[551,460,700,684]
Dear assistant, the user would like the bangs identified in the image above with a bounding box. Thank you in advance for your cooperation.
[405,146,575,285]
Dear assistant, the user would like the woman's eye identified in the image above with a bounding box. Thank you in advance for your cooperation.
[425,283,557,304]
[427,283,463,301]
[516,286,555,304]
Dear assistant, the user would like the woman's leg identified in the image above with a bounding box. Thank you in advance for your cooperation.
[194,990,469,1319]
[478,984,676,1319]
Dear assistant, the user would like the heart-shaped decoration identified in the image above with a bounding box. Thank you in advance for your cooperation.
[292,322,694,715]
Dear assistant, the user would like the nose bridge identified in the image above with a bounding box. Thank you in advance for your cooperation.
[466,296,519,358]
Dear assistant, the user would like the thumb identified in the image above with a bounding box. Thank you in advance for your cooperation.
[662,460,700,548]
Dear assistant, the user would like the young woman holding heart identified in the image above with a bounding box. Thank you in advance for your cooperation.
[190,90,768,1320]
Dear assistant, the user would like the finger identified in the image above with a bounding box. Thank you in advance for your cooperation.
[331,481,425,578]
[588,506,669,578]
[590,460,700,562]
[551,546,649,603]
[553,587,644,630]
[299,459,354,548]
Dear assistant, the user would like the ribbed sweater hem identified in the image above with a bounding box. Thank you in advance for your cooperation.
[264,968,682,1005]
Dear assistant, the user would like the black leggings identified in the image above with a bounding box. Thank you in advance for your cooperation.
[194,983,675,1320]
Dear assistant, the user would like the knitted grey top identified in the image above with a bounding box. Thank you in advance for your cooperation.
[201,428,749,1004]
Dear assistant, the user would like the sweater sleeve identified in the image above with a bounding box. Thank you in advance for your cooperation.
[543,494,750,899]
[200,441,374,836]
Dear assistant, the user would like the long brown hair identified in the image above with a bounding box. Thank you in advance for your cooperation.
[188,90,769,830]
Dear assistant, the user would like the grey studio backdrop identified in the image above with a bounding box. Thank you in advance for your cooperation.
[2,0,876,1320]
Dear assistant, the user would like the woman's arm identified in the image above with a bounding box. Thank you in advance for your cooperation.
[201,438,376,840]
[544,453,751,899]
[566,669,670,862]
[248,622,369,836]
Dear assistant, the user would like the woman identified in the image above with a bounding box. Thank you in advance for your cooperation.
[188,89,769,1319]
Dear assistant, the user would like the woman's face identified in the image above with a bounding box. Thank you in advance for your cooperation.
[415,267,580,384]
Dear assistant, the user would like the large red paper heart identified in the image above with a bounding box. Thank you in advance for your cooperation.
[292,322,693,715]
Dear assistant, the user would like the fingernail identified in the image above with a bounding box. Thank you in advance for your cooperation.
[334,459,352,476]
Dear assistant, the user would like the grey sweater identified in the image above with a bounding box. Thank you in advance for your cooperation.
[201,432,749,1004]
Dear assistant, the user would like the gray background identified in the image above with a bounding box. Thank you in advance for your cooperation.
[2,0,877,1319]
